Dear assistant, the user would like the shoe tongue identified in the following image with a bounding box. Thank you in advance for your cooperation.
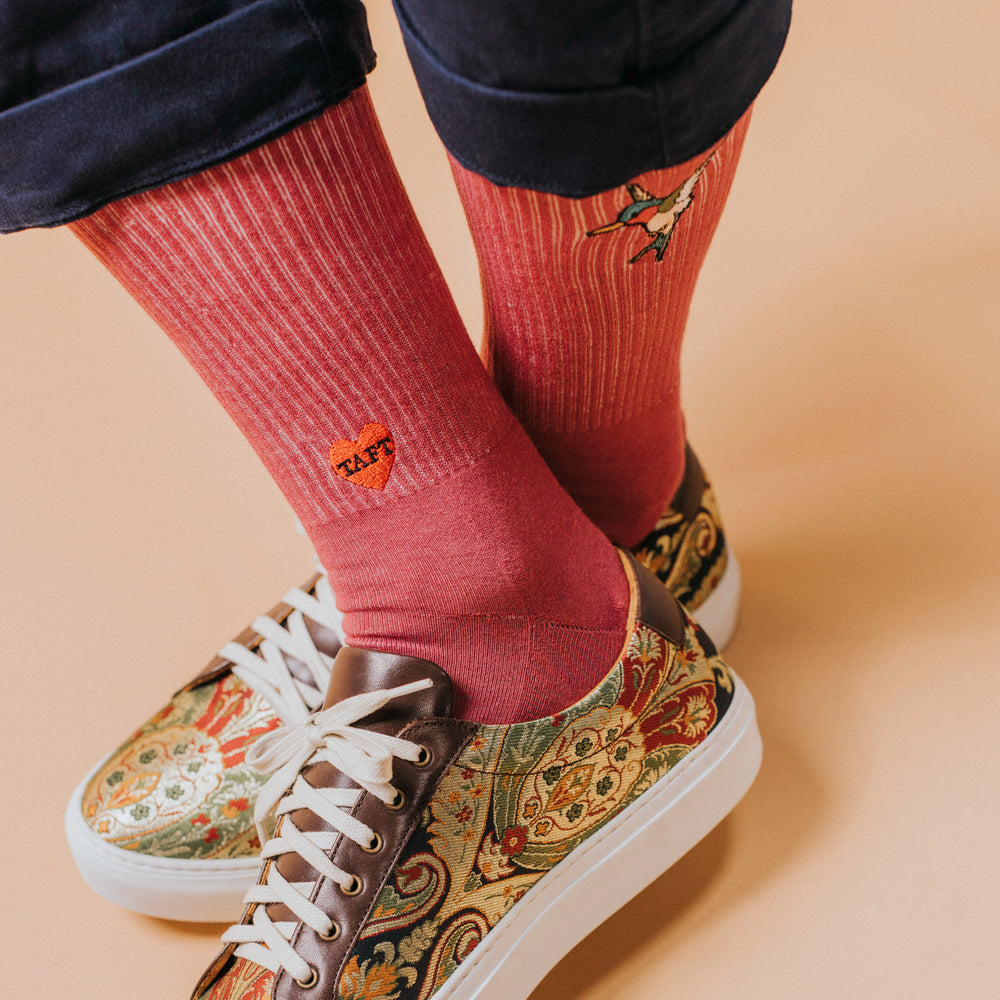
[321,645,454,727]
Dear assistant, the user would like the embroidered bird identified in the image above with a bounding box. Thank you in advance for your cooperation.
[586,152,715,262]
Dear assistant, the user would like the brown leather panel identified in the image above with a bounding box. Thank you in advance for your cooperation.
[668,443,707,524]
[321,646,454,717]
[270,647,457,916]
[622,549,687,646]
[275,717,477,1000]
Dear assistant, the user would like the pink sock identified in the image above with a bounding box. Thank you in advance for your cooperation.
[450,111,751,548]
[70,88,628,723]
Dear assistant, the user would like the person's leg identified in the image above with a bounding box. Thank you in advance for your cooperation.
[184,11,787,997]
[2,0,630,726]
[449,118,750,547]
[394,0,791,547]
[69,86,629,726]
[9,0,746,920]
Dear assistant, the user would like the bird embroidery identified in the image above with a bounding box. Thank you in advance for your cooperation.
[586,152,714,262]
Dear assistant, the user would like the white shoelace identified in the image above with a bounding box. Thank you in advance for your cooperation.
[223,568,346,725]
[222,680,433,984]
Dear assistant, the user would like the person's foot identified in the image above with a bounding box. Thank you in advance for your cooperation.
[65,447,739,921]
[190,550,760,1000]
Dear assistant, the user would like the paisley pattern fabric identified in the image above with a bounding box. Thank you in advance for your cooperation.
[80,672,279,859]
[346,615,732,1000]
[633,472,728,611]
[201,959,274,1000]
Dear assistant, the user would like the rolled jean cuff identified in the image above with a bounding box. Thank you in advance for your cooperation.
[394,0,792,197]
[0,0,374,233]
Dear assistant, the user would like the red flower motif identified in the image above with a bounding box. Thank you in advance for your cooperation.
[640,683,717,752]
[500,825,528,857]
[462,768,475,781]
[221,796,251,819]
[455,805,473,823]
[220,720,280,768]
[204,828,220,843]
[191,813,210,826]
[397,863,425,891]
[620,661,659,716]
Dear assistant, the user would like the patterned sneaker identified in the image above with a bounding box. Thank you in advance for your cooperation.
[65,570,346,921]
[65,446,739,923]
[190,551,760,1000]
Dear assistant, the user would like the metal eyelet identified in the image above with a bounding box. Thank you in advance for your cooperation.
[414,745,432,767]
[317,921,341,942]
[340,875,363,896]
[295,968,319,989]
[361,832,383,854]
[386,789,406,811]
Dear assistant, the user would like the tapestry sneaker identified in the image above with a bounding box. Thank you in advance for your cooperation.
[65,446,739,921]
[190,550,759,1000]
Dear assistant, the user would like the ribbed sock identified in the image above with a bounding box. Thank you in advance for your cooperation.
[70,87,629,723]
[450,111,751,548]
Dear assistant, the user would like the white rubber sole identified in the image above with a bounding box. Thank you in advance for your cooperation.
[435,672,761,1000]
[65,762,260,922]
[689,552,742,650]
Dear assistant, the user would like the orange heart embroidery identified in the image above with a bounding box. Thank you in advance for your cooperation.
[329,423,395,490]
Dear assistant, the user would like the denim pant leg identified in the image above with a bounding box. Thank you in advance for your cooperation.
[0,0,374,232]
[0,0,792,233]
[395,0,793,196]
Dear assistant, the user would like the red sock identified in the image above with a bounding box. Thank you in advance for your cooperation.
[450,111,751,548]
[70,88,628,723]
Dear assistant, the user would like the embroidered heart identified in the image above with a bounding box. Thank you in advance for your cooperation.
[329,423,395,490]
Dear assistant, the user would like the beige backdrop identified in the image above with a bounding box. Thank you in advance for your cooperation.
[2,1,998,996]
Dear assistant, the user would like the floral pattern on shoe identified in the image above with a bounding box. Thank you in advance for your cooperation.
[80,672,279,859]
[349,616,732,1000]
[202,958,274,1000]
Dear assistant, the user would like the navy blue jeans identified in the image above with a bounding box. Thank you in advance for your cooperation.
[0,0,790,233]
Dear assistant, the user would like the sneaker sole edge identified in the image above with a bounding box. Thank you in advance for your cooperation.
[689,551,742,649]
[434,671,761,1000]
[64,763,259,922]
